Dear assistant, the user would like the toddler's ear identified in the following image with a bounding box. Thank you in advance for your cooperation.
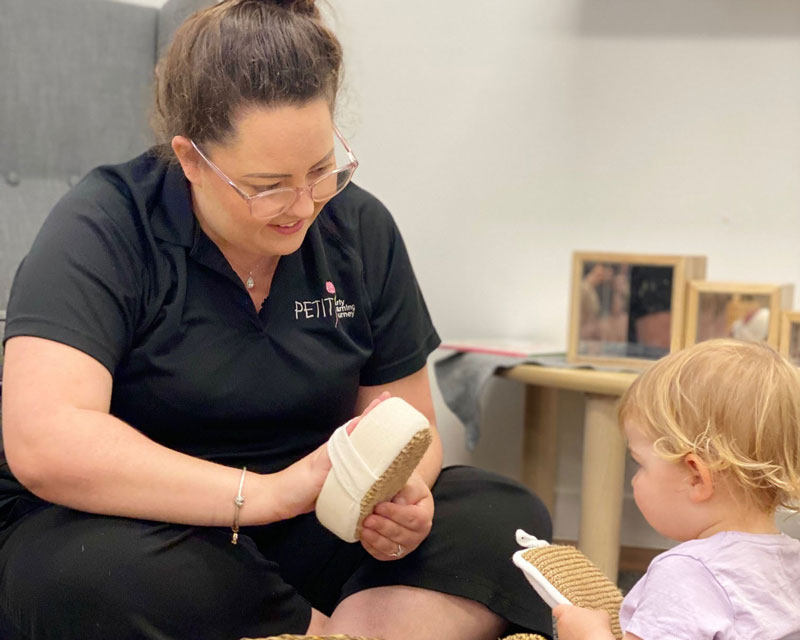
[685,453,714,502]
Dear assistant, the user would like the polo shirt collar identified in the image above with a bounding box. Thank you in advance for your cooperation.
[151,161,196,248]
[189,224,235,281]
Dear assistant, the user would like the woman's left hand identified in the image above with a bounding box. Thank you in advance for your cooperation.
[359,471,434,561]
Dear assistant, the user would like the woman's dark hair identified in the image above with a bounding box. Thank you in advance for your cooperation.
[151,0,342,158]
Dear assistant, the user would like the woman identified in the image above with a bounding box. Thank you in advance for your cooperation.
[0,1,551,638]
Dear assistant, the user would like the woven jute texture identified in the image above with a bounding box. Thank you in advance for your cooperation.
[521,544,623,639]
[355,428,432,538]
[242,636,379,640]
[244,635,549,640]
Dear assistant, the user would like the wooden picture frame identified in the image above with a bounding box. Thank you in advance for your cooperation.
[567,251,707,369]
[778,311,800,366]
[684,282,794,348]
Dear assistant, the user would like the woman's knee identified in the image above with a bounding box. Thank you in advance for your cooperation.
[0,511,217,635]
[0,507,307,639]
[433,465,553,541]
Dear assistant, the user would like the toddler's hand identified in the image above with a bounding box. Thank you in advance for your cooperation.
[553,604,616,640]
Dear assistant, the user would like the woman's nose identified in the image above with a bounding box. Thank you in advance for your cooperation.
[289,187,316,219]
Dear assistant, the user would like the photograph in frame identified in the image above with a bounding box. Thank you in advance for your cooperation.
[685,282,794,348]
[568,252,707,369]
[779,311,800,367]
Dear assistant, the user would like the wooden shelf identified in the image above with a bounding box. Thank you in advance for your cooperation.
[501,364,637,397]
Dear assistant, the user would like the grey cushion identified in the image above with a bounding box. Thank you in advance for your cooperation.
[0,0,209,309]
[0,0,159,180]
[0,179,73,309]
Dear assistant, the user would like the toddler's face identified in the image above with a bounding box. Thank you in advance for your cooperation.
[624,419,696,541]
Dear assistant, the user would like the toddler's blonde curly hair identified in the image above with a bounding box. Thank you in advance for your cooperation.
[619,339,800,513]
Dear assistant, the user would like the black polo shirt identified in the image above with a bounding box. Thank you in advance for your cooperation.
[3,150,440,476]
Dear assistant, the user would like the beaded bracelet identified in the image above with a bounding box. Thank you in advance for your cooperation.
[231,467,247,545]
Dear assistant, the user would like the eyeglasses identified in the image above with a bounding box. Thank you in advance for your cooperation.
[190,126,358,221]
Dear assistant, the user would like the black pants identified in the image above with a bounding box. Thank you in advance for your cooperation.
[0,466,552,640]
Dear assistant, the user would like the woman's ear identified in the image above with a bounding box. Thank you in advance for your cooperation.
[685,453,714,503]
[171,135,203,185]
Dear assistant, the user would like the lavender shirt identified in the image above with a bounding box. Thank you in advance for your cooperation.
[620,531,800,640]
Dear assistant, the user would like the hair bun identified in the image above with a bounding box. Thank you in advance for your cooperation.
[251,0,318,15]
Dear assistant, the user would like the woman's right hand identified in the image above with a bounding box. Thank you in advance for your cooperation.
[272,392,391,521]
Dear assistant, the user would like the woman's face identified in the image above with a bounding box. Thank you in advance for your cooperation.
[185,98,336,260]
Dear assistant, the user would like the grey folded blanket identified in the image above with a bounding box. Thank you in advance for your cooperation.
[435,351,593,450]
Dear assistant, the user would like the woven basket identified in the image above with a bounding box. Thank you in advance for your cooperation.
[244,634,549,640]
[243,636,377,640]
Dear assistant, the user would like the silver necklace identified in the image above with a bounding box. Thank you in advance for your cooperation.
[226,256,261,290]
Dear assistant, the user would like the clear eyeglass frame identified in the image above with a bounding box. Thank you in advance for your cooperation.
[190,125,358,221]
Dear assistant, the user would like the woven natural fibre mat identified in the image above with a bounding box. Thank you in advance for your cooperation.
[242,635,380,640]
[521,544,623,639]
[244,635,549,640]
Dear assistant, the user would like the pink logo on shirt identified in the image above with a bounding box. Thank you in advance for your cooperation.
[325,281,336,294]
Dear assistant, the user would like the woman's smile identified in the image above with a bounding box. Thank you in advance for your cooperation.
[269,219,304,235]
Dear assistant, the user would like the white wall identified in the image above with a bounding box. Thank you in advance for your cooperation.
[329,0,800,547]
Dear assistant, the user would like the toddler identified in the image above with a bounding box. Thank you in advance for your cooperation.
[554,339,800,640]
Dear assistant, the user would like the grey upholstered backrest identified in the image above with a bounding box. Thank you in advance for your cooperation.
[0,0,210,313]
[0,0,158,311]
[158,0,211,57]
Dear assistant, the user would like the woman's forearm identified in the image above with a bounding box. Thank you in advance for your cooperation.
[7,406,284,527]
[2,337,316,528]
